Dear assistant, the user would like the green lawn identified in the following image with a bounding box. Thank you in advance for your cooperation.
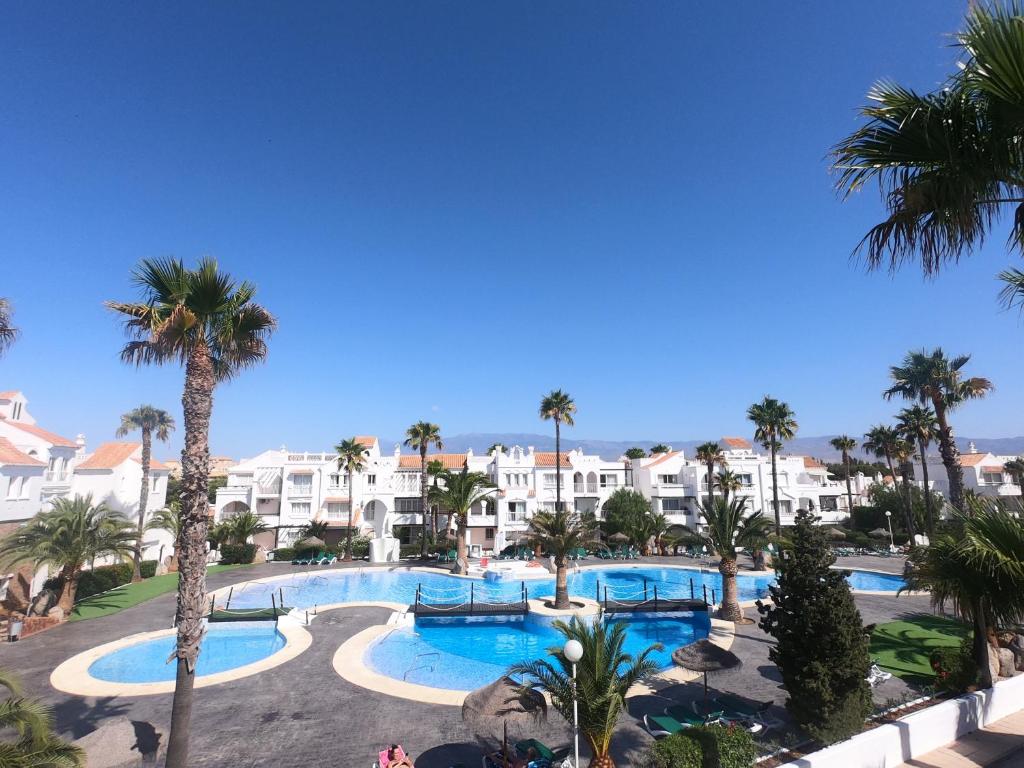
[870,614,970,683]
[69,564,249,622]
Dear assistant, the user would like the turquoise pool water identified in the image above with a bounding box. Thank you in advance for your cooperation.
[840,569,906,592]
[366,612,711,690]
[88,623,286,683]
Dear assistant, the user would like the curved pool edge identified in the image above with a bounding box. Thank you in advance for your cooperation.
[332,614,736,706]
[50,621,312,697]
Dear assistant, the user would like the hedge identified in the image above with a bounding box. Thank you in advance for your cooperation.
[219,543,258,564]
[639,725,757,768]
[44,561,159,602]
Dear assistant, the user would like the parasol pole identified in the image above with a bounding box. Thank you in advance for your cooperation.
[503,719,508,768]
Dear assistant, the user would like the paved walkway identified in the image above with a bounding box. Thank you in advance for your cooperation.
[898,710,1024,767]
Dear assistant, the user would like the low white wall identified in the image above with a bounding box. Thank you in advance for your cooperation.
[778,673,1024,768]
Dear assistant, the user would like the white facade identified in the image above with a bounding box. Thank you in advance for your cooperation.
[913,442,1023,503]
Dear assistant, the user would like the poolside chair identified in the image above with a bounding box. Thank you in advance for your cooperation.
[374,745,410,768]
[513,739,565,766]
[317,552,337,565]
[688,695,778,733]
[643,711,721,739]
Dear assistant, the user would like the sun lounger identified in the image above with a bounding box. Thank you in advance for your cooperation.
[644,713,713,738]
[514,738,565,764]
[692,696,778,732]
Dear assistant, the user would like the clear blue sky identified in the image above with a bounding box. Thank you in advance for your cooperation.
[2,2,1019,459]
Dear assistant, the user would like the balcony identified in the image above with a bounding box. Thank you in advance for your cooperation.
[43,470,69,484]
[573,483,599,494]
[287,452,332,463]
[287,484,313,497]
[255,481,282,496]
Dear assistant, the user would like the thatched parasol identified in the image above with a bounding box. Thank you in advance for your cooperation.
[825,528,846,540]
[672,639,743,705]
[296,535,325,549]
[868,528,888,539]
[608,532,630,543]
[462,676,546,767]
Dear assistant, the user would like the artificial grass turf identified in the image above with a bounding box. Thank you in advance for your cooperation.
[870,614,970,682]
[69,564,248,622]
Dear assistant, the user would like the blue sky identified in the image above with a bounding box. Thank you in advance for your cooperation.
[2,2,1020,459]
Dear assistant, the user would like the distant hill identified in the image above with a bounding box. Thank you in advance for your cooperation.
[384,432,1024,461]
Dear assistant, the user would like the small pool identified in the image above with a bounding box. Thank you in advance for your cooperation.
[841,569,906,592]
[88,623,287,684]
[365,612,710,690]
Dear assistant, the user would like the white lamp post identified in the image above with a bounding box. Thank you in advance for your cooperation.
[563,638,583,768]
[885,510,895,551]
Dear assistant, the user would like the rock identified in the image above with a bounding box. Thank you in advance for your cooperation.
[998,648,1016,678]
[27,587,56,617]
[252,548,267,564]
[989,647,1001,682]
[155,561,168,576]
[71,716,146,768]
[46,606,64,621]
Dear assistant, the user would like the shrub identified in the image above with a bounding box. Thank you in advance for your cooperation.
[930,640,978,694]
[349,535,371,559]
[219,543,257,564]
[271,547,295,562]
[641,730,702,767]
[639,725,756,768]
[44,561,160,601]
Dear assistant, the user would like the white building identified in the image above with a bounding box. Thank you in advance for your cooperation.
[914,442,1022,503]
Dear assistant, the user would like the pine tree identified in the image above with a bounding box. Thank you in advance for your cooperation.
[756,509,872,744]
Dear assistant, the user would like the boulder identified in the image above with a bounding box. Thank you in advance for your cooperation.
[252,547,267,564]
[989,647,1001,682]
[72,716,149,768]
[998,647,1017,678]
[46,606,64,621]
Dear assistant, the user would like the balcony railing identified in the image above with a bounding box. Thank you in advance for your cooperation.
[255,481,282,495]
[287,484,313,497]
[43,470,68,483]
[287,452,332,463]
[573,483,599,494]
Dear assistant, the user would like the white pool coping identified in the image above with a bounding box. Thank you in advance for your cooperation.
[50,620,312,697]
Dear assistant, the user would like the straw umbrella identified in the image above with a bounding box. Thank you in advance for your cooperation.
[825,528,846,540]
[296,535,325,548]
[671,639,743,708]
[462,676,546,767]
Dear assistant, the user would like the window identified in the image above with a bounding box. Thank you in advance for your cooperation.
[7,476,22,499]
[485,528,494,540]
[395,498,422,513]
[819,496,839,512]
[982,472,1003,485]
[327,502,347,520]
[661,498,685,512]
[290,474,312,495]
[600,474,618,488]
[364,501,379,521]
[290,502,311,517]
[328,473,347,489]
[658,474,678,485]
[365,474,377,487]
[506,501,526,521]
[543,473,558,489]
[736,473,753,486]
[152,476,159,491]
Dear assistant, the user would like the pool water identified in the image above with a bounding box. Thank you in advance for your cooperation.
[366,612,711,690]
[840,569,906,592]
[88,623,286,683]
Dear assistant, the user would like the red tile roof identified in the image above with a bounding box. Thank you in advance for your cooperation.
[0,416,77,447]
[0,391,20,400]
[722,437,752,449]
[354,435,378,448]
[0,437,45,467]
[533,452,571,467]
[803,457,826,469]
[131,457,168,471]
[647,451,682,468]
[399,453,467,470]
[960,453,989,467]
[77,442,140,470]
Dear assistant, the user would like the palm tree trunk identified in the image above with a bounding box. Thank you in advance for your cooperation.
[555,418,561,513]
[707,464,714,505]
[770,445,781,536]
[887,453,915,548]
[132,427,152,583]
[554,557,568,609]
[420,448,429,559]
[717,557,742,622]
[344,469,354,561]
[919,441,935,539]
[455,519,468,575]
[972,599,993,688]
[55,565,78,613]
[843,451,854,515]
[932,402,965,510]
[165,342,215,768]
[586,734,613,768]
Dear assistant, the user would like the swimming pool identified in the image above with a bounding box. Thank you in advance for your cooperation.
[366,611,711,690]
[840,569,906,592]
[88,623,287,684]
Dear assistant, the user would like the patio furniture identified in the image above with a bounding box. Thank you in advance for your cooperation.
[643,712,720,739]
[671,639,744,709]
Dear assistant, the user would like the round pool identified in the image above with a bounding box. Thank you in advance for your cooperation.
[365,611,711,691]
[88,623,286,684]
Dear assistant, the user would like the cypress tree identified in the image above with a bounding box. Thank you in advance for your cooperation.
[757,509,873,744]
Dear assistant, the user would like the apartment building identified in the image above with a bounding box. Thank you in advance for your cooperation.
[914,442,1023,503]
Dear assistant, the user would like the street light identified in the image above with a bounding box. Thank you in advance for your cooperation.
[563,639,583,768]
[884,510,895,551]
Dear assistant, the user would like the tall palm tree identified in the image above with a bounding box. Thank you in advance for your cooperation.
[428,468,495,575]
[404,421,443,558]
[898,406,941,538]
[223,509,267,545]
[539,390,576,513]
[832,3,1024,283]
[687,497,771,622]
[694,441,726,504]
[510,617,660,768]
[747,396,798,535]
[426,458,445,535]
[0,495,134,612]
[0,668,84,767]
[107,257,275,768]
[904,502,1024,689]
[885,349,993,509]
[526,510,596,609]
[116,405,175,582]
[829,435,858,515]
[334,438,369,561]
[0,297,18,356]
[714,469,743,502]
[863,425,916,543]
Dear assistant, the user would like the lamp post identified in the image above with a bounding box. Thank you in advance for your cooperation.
[563,638,583,768]
[885,510,895,551]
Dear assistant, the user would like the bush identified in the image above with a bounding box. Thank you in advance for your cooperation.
[641,730,702,767]
[639,725,757,768]
[931,640,978,694]
[44,561,160,601]
[219,543,257,564]
[271,547,295,562]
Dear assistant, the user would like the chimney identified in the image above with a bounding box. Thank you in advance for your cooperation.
[75,433,86,456]
[466,448,474,458]
[527,446,535,455]
[969,441,978,454]
[394,444,401,458]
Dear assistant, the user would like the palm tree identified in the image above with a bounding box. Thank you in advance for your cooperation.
[526,510,596,609]
[539,390,576,513]
[0,298,18,356]
[1004,457,1024,489]
[486,442,504,455]
[116,405,176,582]
[0,495,134,612]
[296,519,329,543]
[510,617,660,768]
[404,421,443,558]
[714,469,743,502]
[107,256,275,768]
[694,441,726,504]
[623,447,646,459]
[747,396,798,535]
[426,458,445,535]
[0,668,85,767]
[223,509,267,544]
[898,405,940,538]
[829,435,858,515]
[428,468,495,575]
[863,425,916,543]
[334,438,369,561]
[904,502,1024,689]
[885,349,993,510]
[687,497,771,622]
[833,3,1024,280]
[650,443,670,455]
[147,502,183,565]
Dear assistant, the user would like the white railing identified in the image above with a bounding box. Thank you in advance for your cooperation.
[288,484,313,497]
[43,470,68,483]
[256,481,282,495]
[287,452,332,463]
